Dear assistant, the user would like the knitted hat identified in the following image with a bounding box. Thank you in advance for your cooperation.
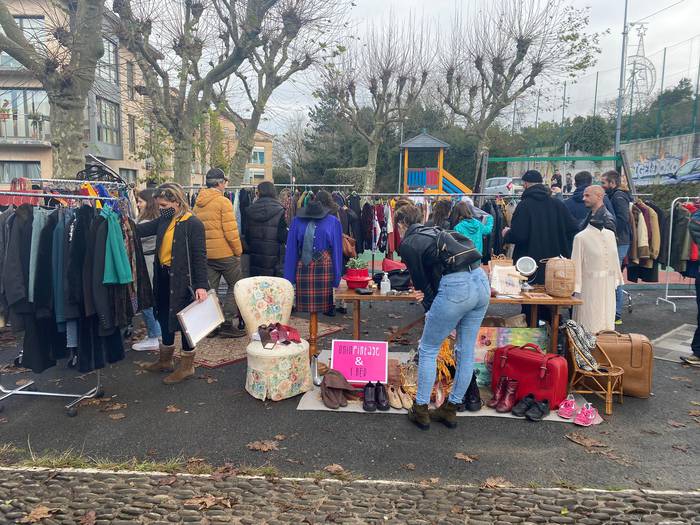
[521,170,543,183]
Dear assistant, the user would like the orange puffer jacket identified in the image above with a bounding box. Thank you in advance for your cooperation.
[193,188,243,260]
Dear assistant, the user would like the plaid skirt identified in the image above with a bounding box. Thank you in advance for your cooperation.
[295,251,333,313]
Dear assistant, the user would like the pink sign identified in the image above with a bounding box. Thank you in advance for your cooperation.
[331,339,388,385]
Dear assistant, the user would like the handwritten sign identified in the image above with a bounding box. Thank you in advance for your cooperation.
[331,339,388,385]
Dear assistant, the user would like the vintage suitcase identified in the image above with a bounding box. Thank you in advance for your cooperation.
[594,331,653,398]
[491,343,568,408]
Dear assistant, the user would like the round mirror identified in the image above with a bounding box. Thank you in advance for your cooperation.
[515,256,537,277]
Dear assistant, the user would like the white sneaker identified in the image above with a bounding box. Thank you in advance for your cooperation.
[131,337,160,352]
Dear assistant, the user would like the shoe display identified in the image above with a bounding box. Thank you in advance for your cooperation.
[407,401,430,430]
[681,355,700,367]
[574,403,598,427]
[495,379,519,413]
[459,371,483,412]
[429,401,459,429]
[525,399,550,422]
[511,393,536,417]
[362,382,377,412]
[375,382,390,411]
[132,336,160,352]
[487,376,509,409]
[557,394,579,419]
[398,388,413,410]
[386,385,403,409]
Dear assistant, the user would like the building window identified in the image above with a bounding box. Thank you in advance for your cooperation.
[0,161,41,182]
[0,17,44,69]
[126,61,135,100]
[97,38,118,84]
[119,168,137,184]
[0,88,50,140]
[250,148,265,165]
[96,97,120,145]
[244,167,266,184]
[128,115,136,153]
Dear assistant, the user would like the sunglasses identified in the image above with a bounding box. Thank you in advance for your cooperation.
[154,188,177,201]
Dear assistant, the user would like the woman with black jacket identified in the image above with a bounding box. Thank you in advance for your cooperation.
[136,183,209,384]
[397,204,490,431]
[244,181,287,277]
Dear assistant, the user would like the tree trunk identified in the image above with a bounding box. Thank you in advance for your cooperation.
[363,140,380,193]
[173,136,194,186]
[49,97,87,179]
[229,109,262,183]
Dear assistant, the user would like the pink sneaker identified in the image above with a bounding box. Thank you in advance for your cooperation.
[574,403,598,427]
[557,394,578,419]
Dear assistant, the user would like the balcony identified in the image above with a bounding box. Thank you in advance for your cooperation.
[0,113,51,146]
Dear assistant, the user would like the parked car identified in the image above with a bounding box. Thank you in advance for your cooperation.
[483,176,523,195]
[667,158,700,184]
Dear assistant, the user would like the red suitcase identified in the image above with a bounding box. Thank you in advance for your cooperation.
[491,343,569,408]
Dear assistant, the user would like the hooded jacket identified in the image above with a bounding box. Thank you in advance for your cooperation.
[454,215,494,256]
[193,188,242,260]
[244,196,287,277]
[504,184,579,284]
[564,184,615,227]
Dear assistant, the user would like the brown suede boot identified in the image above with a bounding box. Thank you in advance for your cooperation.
[142,344,175,373]
[407,401,430,431]
[163,350,196,384]
[429,401,459,428]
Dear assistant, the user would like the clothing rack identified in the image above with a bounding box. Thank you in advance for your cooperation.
[0,191,118,201]
[27,178,128,187]
[656,196,697,312]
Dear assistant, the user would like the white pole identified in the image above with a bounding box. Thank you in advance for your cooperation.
[614,0,630,154]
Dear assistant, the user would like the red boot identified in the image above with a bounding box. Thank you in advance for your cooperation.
[487,376,508,409]
[495,379,519,413]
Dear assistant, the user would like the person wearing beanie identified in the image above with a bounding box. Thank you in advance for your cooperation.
[502,170,579,284]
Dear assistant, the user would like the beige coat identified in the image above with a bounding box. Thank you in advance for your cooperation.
[572,225,623,334]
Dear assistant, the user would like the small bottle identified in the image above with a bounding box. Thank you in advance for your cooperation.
[380,273,391,295]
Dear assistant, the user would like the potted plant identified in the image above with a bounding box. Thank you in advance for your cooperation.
[28,110,43,138]
[345,257,369,280]
[0,100,10,121]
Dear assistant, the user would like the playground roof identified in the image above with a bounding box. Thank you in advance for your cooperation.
[400,132,450,150]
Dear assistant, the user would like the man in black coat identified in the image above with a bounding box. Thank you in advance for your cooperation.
[244,181,288,277]
[503,170,579,284]
[564,171,614,229]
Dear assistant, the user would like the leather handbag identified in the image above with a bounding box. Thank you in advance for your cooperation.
[491,343,569,408]
[594,330,653,398]
[387,269,411,291]
[341,233,356,258]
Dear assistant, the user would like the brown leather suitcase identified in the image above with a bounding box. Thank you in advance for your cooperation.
[594,330,653,398]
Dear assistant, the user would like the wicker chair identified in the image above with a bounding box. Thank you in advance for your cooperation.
[565,330,624,415]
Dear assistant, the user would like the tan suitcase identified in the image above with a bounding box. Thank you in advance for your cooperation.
[594,330,653,398]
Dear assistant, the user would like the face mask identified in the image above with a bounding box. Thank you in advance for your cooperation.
[160,207,176,219]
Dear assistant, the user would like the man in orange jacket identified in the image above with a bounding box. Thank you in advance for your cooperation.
[194,168,245,338]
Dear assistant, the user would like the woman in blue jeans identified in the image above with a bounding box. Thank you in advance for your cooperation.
[396,204,490,430]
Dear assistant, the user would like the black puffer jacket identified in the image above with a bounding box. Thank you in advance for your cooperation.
[397,224,443,311]
[244,197,288,277]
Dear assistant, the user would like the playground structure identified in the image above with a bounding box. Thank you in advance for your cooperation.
[400,132,471,195]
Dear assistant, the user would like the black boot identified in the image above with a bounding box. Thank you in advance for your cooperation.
[459,372,482,412]
[407,401,430,430]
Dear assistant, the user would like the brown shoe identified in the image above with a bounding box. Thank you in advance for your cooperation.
[163,350,196,384]
[407,401,430,430]
[495,379,519,413]
[429,401,459,428]
[142,344,175,373]
[487,376,508,408]
[387,385,403,410]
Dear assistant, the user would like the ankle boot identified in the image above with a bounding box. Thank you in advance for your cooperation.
[429,401,459,428]
[487,376,508,408]
[495,379,519,413]
[163,350,196,384]
[407,401,430,430]
[142,344,175,373]
[461,372,482,412]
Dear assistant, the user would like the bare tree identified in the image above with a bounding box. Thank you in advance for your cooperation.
[215,0,348,183]
[114,0,278,184]
[274,110,308,183]
[323,18,431,192]
[439,0,602,180]
[0,1,105,178]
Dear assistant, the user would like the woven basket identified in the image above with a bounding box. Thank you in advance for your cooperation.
[544,256,576,298]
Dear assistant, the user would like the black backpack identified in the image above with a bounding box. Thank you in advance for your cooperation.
[415,226,482,273]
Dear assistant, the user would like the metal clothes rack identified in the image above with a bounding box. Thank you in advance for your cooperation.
[27,178,128,187]
[0,189,117,416]
[656,196,697,312]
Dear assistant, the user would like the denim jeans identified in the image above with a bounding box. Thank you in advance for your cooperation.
[142,307,162,339]
[615,244,630,318]
[416,269,490,405]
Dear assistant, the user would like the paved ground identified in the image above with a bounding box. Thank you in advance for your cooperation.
[1,468,699,524]
[0,289,699,492]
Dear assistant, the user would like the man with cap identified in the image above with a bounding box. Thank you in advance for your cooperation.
[502,170,579,284]
[193,168,245,337]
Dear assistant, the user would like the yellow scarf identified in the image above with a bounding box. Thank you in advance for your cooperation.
[159,212,192,267]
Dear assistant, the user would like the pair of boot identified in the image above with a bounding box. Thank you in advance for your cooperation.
[142,344,196,384]
[407,400,461,430]
[457,372,482,412]
[488,376,519,413]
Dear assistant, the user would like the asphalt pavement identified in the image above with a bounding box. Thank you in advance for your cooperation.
[0,288,698,491]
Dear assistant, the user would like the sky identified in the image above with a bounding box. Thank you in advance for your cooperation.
[258,0,700,135]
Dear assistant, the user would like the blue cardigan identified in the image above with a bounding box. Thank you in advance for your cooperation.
[284,214,344,287]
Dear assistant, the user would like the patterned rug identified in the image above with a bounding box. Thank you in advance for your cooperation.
[174,317,344,368]
[651,324,695,363]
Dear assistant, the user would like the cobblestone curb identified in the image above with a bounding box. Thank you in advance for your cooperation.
[0,467,699,524]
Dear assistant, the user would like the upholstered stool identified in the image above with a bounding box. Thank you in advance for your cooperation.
[233,277,312,401]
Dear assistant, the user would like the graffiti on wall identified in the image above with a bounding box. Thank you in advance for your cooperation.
[632,153,687,181]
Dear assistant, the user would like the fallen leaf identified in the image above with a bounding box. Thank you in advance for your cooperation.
[198,374,218,384]
[671,376,691,382]
[481,477,513,489]
[450,505,464,515]
[401,463,416,471]
[101,402,127,412]
[387,313,403,319]
[673,444,689,453]
[108,413,126,420]
[286,458,303,465]
[79,510,96,525]
[0,364,30,374]
[246,440,279,452]
[641,429,662,435]
[565,432,606,448]
[428,477,439,484]
[323,464,345,474]
[166,405,182,413]
[158,476,177,486]
[0,417,7,424]
[454,453,478,463]
[185,495,216,509]
[668,420,687,428]
[19,505,59,523]
[15,378,30,386]
[274,434,287,441]
[211,464,238,481]
[689,410,700,417]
